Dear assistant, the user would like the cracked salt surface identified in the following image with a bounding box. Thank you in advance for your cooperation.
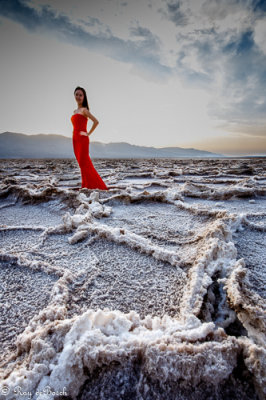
[66,239,186,321]
[0,202,65,227]
[0,158,265,400]
[98,201,213,263]
[235,228,266,298]
[0,260,58,364]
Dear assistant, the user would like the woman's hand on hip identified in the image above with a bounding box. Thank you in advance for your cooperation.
[80,131,89,136]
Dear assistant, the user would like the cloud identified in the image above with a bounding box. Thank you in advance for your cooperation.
[253,17,266,55]
[129,24,162,55]
[158,0,189,26]
[156,0,266,133]
[0,0,171,81]
[252,0,266,13]
[207,27,266,130]
[1,0,265,136]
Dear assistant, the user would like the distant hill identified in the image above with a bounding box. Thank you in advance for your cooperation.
[0,132,224,159]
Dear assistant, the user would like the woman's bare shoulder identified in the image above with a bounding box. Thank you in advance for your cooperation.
[82,107,91,117]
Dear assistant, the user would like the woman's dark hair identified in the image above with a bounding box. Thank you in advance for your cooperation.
[74,86,89,110]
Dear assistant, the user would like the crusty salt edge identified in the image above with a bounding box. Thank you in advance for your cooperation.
[60,200,231,326]
[240,215,266,231]
[1,174,261,398]
[0,192,113,248]
[174,199,229,217]
[0,184,98,209]
[0,253,77,359]
[179,209,264,321]
[180,179,266,200]
[239,337,266,400]
[225,259,266,347]
[1,176,264,210]
[0,201,17,210]
[1,307,264,400]
[0,252,65,277]
[0,308,240,399]
[39,192,187,270]
[114,180,170,191]
[0,250,98,371]
[64,198,241,327]
[0,226,46,232]
[221,241,266,398]
[81,221,185,270]
[101,187,184,205]
[1,187,261,328]
[46,191,258,330]
[178,217,238,320]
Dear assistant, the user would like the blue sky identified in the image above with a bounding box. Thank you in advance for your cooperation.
[0,0,265,155]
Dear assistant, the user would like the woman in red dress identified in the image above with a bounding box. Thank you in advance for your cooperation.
[71,86,108,190]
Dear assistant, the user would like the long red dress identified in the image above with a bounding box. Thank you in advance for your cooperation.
[71,113,108,190]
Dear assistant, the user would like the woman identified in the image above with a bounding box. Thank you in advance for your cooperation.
[71,86,108,190]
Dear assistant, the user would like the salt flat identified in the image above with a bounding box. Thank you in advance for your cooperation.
[0,158,265,400]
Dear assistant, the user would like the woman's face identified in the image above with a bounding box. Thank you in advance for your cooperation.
[74,90,84,106]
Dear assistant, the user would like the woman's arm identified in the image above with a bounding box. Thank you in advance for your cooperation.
[80,107,99,137]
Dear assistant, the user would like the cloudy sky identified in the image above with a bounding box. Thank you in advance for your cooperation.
[0,0,266,155]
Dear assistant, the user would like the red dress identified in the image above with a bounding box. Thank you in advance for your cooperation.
[71,113,108,190]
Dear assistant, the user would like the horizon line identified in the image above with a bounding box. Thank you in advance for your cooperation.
[1,131,266,157]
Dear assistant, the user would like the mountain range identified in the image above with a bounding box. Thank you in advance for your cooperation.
[0,132,224,159]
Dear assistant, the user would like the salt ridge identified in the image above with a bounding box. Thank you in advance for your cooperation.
[0,158,265,399]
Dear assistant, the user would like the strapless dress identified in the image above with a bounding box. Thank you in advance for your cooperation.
[71,113,108,190]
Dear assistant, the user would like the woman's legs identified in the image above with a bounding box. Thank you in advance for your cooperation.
[73,135,108,190]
